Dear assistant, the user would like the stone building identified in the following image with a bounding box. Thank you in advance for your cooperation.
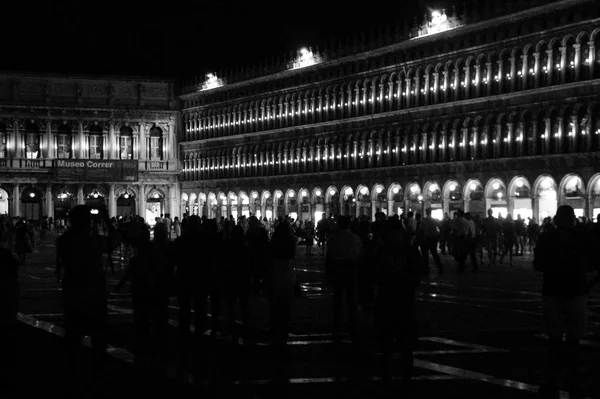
[0,72,179,222]
[178,0,600,223]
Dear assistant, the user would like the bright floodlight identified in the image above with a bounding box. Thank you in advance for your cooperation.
[264,192,270,199]
[418,195,423,201]
[410,186,418,194]
[300,48,309,56]
[329,189,336,196]
[449,184,456,191]
[376,187,383,194]
[29,192,35,198]
[276,192,282,198]
[516,181,524,188]
[252,192,258,198]
[289,192,295,198]
[360,187,368,195]
[432,10,441,18]
[316,190,322,197]
[392,187,400,194]
[345,187,353,196]
[493,183,500,190]
[429,185,437,192]
[470,183,477,191]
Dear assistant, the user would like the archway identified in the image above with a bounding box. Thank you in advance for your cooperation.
[54,187,75,221]
[0,187,9,216]
[207,193,217,219]
[198,193,207,217]
[325,186,340,217]
[443,180,463,217]
[298,188,311,221]
[356,185,370,218]
[273,190,284,220]
[508,176,532,221]
[405,183,422,215]
[588,174,600,220]
[312,187,325,221]
[146,189,165,225]
[116,188,136,219]
[372,184,387,217]
[341,186,356,217]
[533,175,557,222]
[485,178,508,218]
[181,193,190,217]
[464,179,485,218]
[423,181,443,220]
[261,191,273,222]
[239,191,250,218]
[217,192,227,220]
[285,189,298,220]
[559,174,585,217]
[250,191,260,218]
[228,192,239,221]
[388,183,404,216]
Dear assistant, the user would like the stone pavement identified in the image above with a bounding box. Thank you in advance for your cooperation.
[7,232,600,399]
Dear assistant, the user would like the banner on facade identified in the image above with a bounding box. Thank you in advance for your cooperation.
[54,159,139,182]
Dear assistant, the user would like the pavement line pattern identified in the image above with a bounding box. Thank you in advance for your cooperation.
[16,312,135,364]
[534,333,600,349]
[419,337,509,352]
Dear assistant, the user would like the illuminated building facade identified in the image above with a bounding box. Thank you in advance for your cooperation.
[179,0,600,222]
[0,72,180,222]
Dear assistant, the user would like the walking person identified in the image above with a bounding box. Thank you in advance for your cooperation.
[482,209,500,266]
[534,205,597,399]
[421,208,444,275]
[500,214,516,267]
[55,205,110,396]
[266,221,297,347]
[374,218,421,396]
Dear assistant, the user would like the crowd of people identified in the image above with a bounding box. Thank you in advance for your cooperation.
[0,204,599,398]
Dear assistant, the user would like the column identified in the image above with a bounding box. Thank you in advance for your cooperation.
[441,71,448,102]
[474,64,481,97]
[546,49,554,85]
[13,184,20,217]
[14,120,21,159]
[169,184,179,219]
[533,52,540,88]
[485,62,492,95]
[588,42,596,78]
[46,120,53,159]
[424,74,430,105]
[574,44,581,81]
[108,123,115,160]
[433,72,440,104]
[168,123,175,161]
[388,200,394,216]
[139,122,146,160]
[506,123,514,157]
[464,66,471,99]
[559,46,567,84]
[77,184,84,205]
[108,184,116,218]
[45,184,53,218]
[494,124,501,158]
[371,200,377,221]
[78,121,85,158]
[497,60,504,94]
[138,184,146,220]
[543,118,551,154]
[509,57,516,92]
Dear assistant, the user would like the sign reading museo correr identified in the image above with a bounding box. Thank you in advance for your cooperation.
[55,159,139,182]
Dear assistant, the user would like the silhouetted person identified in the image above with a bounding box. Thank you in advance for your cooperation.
[266,221,296,347]
[421,208,444,274]
[326,215,362,340]
[56,205,109,395]
[374,219,421,396]
[534,205,596,399]
[13,218,30,265]
[245,216,269,297]
[0,234,19,395]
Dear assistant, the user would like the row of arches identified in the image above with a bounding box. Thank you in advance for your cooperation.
[182,173,600,223]
[182,29,600,141]
[182,102,600,181]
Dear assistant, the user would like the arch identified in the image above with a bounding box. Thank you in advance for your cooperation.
[371,183,386,201]
[387,182,402,201]
[484,177,506,198]
[325,185,339,203]
[312,186,324,203]
[442,179,461,200]
[464,179,484,198]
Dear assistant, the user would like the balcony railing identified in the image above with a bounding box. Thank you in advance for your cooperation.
[0,158,53,170]
[139,160,179,172]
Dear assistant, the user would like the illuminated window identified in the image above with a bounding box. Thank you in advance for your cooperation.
[25,122,40,159]
[149,125,163,160]
[119,126,133,160]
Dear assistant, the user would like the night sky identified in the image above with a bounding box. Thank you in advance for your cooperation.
[2,0,454,80]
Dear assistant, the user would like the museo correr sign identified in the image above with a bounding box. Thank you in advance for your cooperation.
[55,159,139,182]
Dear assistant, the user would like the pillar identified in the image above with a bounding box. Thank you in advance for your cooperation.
[78,121,85,159]
[170,183,179,219]
[533,52,540,88]
[559,46,567,84]
[474,64,481,97]
[14,120,21,159]
[13,184,20,217]
[388,199,394,216]
[138,184,146,221]
[45,184,53,219]
[168,123,175,161]
[371,200,377,221]
[573,43,581,81]
[433,72,440,104]
[108,123,115,160]
[139,122,146,161]
[509,57,516,92]
[46,120,53,159]
[77,184,84,205]
[588,42,595,78]
[108,184,116,218]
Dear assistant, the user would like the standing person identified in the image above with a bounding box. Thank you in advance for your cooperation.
[173,216,181,239]
[326,215,362,340]
[164,213,173,240]
[13,218,30,265]
[0,232,20,395]
[373,218,421,396]
[453,210,470,272]
[55,205,109,395]
[482,209,500,267]
[266,221,297,347]
[246,216,270,298]
[316,213,330,255]
[464,213,479,272]
[304,218,315,256]
[422,208,444,275]
[534,205,597,399]
[439,212,452,254]
[528,217,540,252]
[515,214,526,255]
[500,214,516,267]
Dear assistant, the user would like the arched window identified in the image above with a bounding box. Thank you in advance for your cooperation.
[89,122,103,159]
[119,125,133,160]
[149,125,163,160]
[57,122,73,159]
[25,121,41,159]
